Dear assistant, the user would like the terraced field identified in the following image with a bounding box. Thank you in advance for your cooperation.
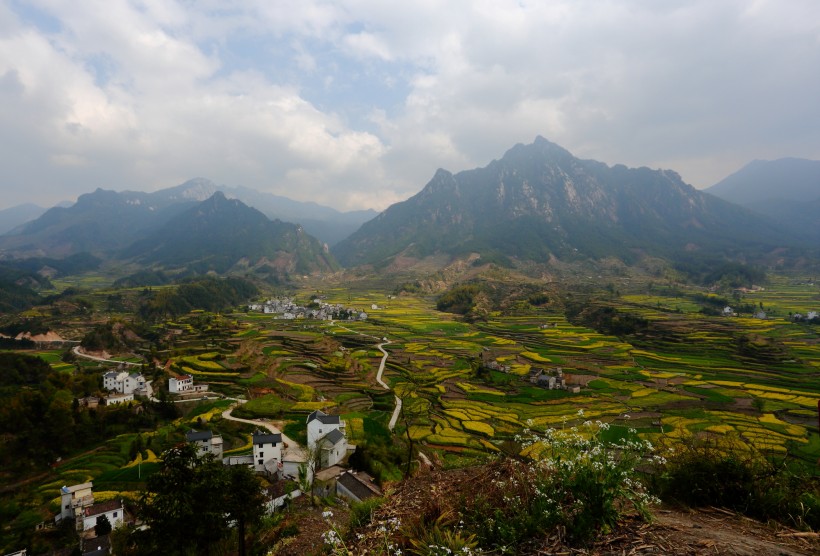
[221,279,819,468]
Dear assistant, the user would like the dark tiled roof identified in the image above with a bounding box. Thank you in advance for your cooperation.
[337,472,381,501]
[307,409,340,425]
[252,430,281,445]
[322,428,345,446]
[185,429,213,442]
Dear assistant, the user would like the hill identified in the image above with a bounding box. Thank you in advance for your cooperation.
[0,188,197,257]
[122,192,339,276]
[0,179,375,258]
[706,158,820,241]
[334,137,797,268]
[0,203,46,235]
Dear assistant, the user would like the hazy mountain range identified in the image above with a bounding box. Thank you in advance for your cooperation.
[0,179,375,258]
[1,140,817,279]
[333,137,799,268]
[705,158,820,241]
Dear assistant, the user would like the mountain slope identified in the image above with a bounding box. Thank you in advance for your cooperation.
[333,137,796,268]
[123,192,338,275]
[0,204,46,235]
[0,188,197,257]
[0,179,376,258]
[706,158,820,241]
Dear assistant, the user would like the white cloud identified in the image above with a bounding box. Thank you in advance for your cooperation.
[0,0,819,212]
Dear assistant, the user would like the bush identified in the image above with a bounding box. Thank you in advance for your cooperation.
[654,437,820,530]
[460,418,659,548]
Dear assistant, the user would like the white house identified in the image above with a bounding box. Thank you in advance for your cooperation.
[169,374,193,393]
[306,410,346,451]
[103,393,134,406]
[59,482,94,521]
[253,430,283,474]
[81,499,124,532]
[102,371,151,397]
[317,428,348,468]
[186,429,223,459]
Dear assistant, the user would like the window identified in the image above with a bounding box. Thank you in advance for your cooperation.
[258,443,263,448]
[113,512,118,518]
[258,459,263,465]
[259,452,263,457]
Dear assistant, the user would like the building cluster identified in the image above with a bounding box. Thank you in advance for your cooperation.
[99,366,152,405]
[248,297,368,321]
[792,310,819,323]
[56,481,124,534]
[186,409,380,504]
[528,367,582,394]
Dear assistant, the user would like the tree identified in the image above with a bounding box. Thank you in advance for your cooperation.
[134,444,266,556]
[223,464,266,556]
[94,514,112,537]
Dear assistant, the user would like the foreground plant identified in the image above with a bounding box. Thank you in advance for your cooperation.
[460,420,660,550]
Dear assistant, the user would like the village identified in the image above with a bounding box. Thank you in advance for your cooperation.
[247,297,370,321]
[55,367,381,555]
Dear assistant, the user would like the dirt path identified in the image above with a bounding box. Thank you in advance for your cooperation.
[337,325,402,431]
[72,346,141,366]
[375,339,402,431]
[221,406,306,462]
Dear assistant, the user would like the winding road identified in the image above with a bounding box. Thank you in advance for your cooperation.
[375,339,402,431]
[336,324,402,432]
[72,346,141,366]
[221,405,306,462]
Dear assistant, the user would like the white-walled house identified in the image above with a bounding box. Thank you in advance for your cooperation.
[102,371,152,397]
[59,482,94,521]
[306,410,346,451]
[169,374,193,393]
[253,431,283,474]
[318,428,347,468]
[81,499,124,532]
[186,429,223,459]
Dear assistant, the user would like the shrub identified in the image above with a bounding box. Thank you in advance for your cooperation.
[654,437,820,530]
[460,418,659,549]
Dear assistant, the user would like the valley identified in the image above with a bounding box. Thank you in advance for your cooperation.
[1,265,819,553]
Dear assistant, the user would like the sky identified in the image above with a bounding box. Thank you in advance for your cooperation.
[1,0,819,212]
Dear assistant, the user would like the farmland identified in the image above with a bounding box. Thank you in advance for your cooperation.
[156,276,820,470]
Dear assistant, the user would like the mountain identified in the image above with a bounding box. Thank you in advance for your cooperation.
[0,179,376,258]
[0,188,198,257]
[160,178,378,245]
[706,158,820,241]
[333,137,796,268]
[0,203,47,235]
[123,192,339,276]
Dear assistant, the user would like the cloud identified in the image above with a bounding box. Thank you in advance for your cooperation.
[0,0,819,212]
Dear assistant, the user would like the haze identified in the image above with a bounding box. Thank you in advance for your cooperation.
[1,0,819,211]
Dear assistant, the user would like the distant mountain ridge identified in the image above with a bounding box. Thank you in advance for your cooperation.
[0,204,47,235]
[123,192,338,276]
[705,158,820,241]
[333,137,797,268]
[0,179,376,258]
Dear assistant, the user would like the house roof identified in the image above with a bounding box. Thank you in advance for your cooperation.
[337,471,382,501]
[307,409,340,425]
[314,465,346,482]
[252,431,281,445]
[185,429,213,442]
[62,482,93,494]
[321,428,345,446]
[83,499,122,518]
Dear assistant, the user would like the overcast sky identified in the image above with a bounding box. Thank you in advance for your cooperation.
[1,0,819,211]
